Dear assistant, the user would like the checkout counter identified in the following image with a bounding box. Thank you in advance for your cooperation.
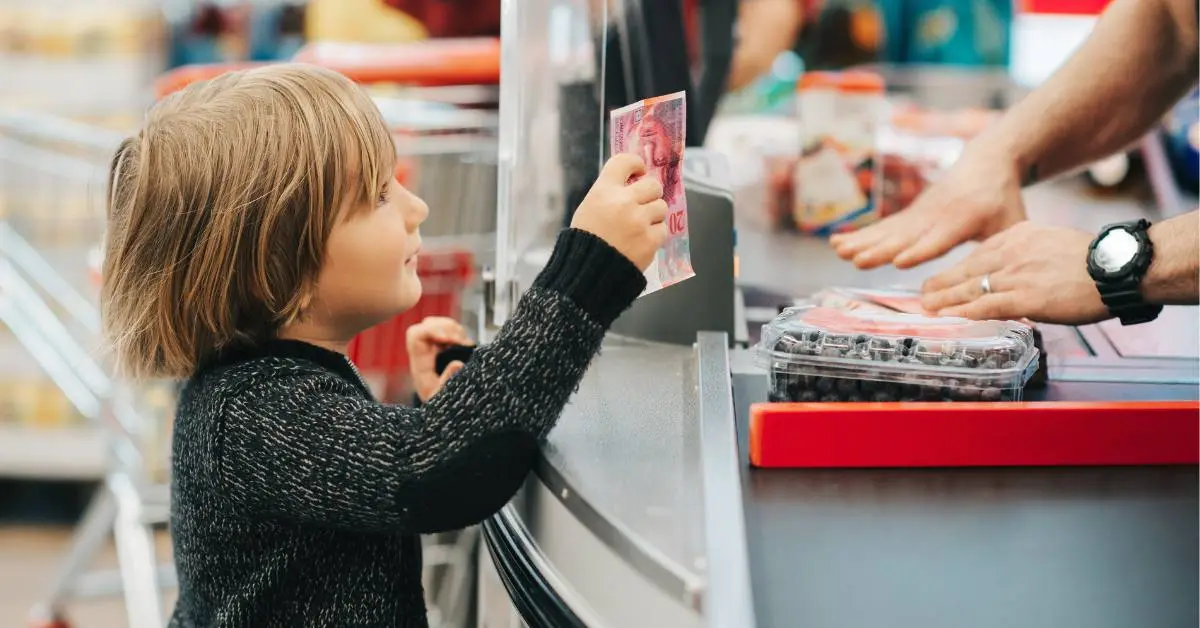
[475,3,1199,626]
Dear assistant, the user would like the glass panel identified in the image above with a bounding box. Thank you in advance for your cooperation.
[493,0,733,323]
[494,0,609,324]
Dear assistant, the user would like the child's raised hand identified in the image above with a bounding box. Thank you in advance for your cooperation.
[570,153,670,271]
[407,316,473,402]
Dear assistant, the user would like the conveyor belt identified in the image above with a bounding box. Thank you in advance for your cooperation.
[731,372,1199,628]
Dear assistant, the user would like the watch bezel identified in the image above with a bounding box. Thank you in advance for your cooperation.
[1087,219,1154,282]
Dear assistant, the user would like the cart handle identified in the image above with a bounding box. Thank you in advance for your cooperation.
[155,37,500,99]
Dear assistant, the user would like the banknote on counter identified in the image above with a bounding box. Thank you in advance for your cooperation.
[610,91,695,296]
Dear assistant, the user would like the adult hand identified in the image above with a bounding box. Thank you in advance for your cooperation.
[919,221,1110,325]
[407,316,473,402]
[830,145,1028,269]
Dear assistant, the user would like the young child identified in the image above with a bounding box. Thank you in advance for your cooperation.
[101,64,668,626]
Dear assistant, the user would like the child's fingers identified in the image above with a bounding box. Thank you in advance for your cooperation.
[410,318,472,346]
[436,361,465,389]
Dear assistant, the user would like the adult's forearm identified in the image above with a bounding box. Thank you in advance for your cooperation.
[975,0,1198,183]
[1142,211,1199,305]
[727,0,802,91]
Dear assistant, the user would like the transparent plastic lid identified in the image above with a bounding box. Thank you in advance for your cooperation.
[757,305,1039,387]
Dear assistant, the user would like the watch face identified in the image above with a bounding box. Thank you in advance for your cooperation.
[1093,228,1139,274]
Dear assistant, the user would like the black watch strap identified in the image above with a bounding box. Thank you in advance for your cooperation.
[1096,280,1164,326]
[1089,219,1162,326]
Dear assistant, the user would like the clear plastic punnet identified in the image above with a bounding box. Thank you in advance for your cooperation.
[757,306,1040,403]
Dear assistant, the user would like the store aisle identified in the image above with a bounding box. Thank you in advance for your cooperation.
[0,526,175,628]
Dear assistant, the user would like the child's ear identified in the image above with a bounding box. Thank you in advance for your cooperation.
[282,285,317,325]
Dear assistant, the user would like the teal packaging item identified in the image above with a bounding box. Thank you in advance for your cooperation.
[878,0,1012,67]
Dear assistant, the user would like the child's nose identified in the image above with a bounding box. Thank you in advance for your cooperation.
[406,189,429,228]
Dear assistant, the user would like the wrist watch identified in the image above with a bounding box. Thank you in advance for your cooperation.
[1086,219,1162,326]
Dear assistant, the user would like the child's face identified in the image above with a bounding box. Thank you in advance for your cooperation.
[312,177,429,334]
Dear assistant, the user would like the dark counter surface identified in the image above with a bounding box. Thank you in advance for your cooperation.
[731,360,1199,628]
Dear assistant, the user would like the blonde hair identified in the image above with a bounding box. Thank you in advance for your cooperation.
[102,64,395,379]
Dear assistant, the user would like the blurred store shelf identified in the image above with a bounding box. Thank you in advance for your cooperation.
[0,424,105,480]
[0,330,103,480]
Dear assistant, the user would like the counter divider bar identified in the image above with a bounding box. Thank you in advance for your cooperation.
[532,451,707,611]
[695,333,757,628]
[482,505,598,628]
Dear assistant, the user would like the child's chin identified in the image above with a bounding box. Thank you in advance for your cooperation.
[398,282,423,309]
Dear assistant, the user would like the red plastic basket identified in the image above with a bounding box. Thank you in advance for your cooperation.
[347,248,474,401]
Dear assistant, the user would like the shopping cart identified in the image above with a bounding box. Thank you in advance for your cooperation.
[0,108,174,628]
[1,38,499,628]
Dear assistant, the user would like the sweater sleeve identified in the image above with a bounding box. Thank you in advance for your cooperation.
[213,229,646,534]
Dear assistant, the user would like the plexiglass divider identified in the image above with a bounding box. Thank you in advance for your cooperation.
[492,0,732,326]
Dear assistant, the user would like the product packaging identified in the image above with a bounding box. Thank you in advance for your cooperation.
[757,305,1040,403]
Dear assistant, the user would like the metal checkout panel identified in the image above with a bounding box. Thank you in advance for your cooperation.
[475,2,1200,627]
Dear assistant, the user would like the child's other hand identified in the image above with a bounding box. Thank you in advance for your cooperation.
[571,153,670,270]
[407,317,472,402]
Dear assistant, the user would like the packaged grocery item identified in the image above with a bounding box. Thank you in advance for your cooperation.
[757,305,1039,403]
[793,71,884,235]
[812,286,930,314]
[809,285,1050,387]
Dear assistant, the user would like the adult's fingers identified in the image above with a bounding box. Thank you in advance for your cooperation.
[629,174,664,203]
[852,231,919,269]
[603,153,647,183]
[641,198,669,224]
[937,292,1020,320]
[921,273,1003,312]
[893,222,972,269]
[921,249,1001,293]
[830,219,892,259]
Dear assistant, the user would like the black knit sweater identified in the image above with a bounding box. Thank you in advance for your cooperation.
[168,229,646,627]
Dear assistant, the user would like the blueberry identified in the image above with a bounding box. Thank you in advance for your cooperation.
[853,334,871,346]
[806,330,822,343]
[816,377,836,394]
[835,378,858,395]
[774,335,805,354]
[955,388,981,401]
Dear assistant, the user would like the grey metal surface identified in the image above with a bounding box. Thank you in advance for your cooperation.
[730,366,1199,628]
[694,333,756,628]
[517,478,704,628]
[537,336,708,607]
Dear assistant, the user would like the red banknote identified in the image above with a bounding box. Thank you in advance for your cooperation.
[610,91,695,295]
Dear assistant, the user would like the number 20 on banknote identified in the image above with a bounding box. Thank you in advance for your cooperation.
[610,91,696,296]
